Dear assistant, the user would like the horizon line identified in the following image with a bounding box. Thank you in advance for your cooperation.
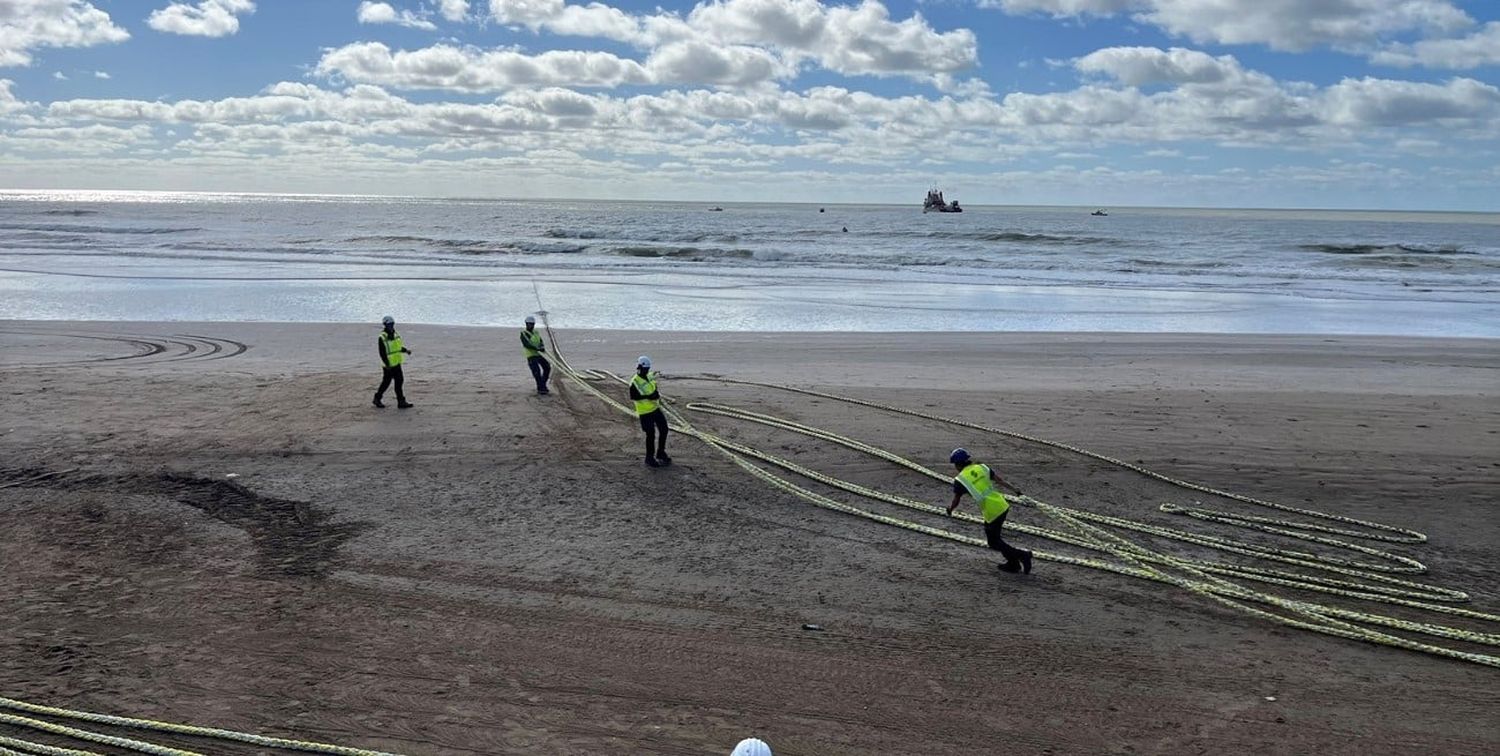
[0,187,1493,215]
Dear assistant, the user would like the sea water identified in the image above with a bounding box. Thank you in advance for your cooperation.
[1,190,1496,336]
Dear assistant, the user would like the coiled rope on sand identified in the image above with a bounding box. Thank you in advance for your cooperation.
[535,314,1499,669]
[4,318,1493,755]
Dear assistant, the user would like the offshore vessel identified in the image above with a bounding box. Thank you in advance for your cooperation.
[923,188,962,213]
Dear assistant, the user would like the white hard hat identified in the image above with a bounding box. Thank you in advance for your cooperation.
[637,355,651,369]
[381,315,394,325]
[524,315,536,325]
[731,738,772,756]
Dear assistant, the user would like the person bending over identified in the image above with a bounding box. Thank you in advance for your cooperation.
[947,448,1031,574]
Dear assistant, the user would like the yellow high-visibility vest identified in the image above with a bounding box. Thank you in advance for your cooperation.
[631,373,659,416]
[379,330,404,367]
[521,329,543,358]
[956,463,1009,522]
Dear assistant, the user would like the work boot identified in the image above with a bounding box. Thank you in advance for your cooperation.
[538,387,550,395]
[397,401,414,409]
[656,453,672,466]
[1019,551,1033,575]
[997,562,1021,574]
[373,395,385,408]
[645,456,661,468]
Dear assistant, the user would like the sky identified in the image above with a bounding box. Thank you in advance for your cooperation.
[1,0,1498,209]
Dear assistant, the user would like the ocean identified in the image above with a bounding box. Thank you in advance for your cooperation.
[1,190,1496,336]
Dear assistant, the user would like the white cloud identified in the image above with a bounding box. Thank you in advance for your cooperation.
[932,73,992,97]
[809,1,976,75]
[12,40,1499,204]
[357,2,437,31]
[316,42,655,91]
[484,0,977,78]
[987,0,1129,11]
[1,121,156,157]
[1320,76,1500,126]
[438,0,470,21]
[1012,46,1500,141]
[52,70,66,80]
[0,76,34,115]
[985,0,1475,53]
[147,0,256,38]
[1152,0,1470,52]
[316,39,798,90]
[0,0,129,67]
[488,0,643,42]
[1075,46,1246,86]
[644,40,792,86]
[1372,21,1500,69]
[42,51,1500,153]
[93,69,108,78]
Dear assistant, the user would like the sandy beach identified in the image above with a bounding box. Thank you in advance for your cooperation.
[2,320,1498,754]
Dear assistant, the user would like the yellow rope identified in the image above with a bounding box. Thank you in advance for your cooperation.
[6,318,1492,756]
[0,733,102,756]
[538,316,1499,669]
[0,700,402,756]
[0,711,199,756]
[690,376,1427,544]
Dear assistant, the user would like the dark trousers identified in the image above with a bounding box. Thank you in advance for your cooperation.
[984,511,1029,567]
[639,409,668,458]
[527,355,551,392]
[375,365,406,402]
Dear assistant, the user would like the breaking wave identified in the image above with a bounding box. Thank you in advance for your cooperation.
[933,231,1119,245]
[344,235,440,245]
[0,222,200,234]
[545,228,742,243]
[1300,243,1473,255]
[606,246,754,260]
[539,226,1117,246]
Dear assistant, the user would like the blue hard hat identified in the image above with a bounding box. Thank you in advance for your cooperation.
[949,448,971,465]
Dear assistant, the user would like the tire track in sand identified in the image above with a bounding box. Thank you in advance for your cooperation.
[0,329,249,369]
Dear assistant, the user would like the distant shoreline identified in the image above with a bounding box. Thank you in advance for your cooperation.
[1,188,1495,217]
[5,319,1497,349]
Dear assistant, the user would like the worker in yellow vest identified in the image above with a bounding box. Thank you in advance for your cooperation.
[520,315,551,394]
[630,356,671,467]
[947,448,1031,574]
[373,315,413,409]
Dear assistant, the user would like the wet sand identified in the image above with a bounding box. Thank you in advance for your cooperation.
[2,321,1498,754]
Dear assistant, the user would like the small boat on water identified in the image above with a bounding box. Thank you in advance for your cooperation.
[923,189,962,213]
[1091,209,1108,216]
[708,206,724,212]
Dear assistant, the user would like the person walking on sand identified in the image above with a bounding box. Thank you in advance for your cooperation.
[373,315,413,409]
[947,448,1032,574]
[630,356,671,467]
[520,315,551,395]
